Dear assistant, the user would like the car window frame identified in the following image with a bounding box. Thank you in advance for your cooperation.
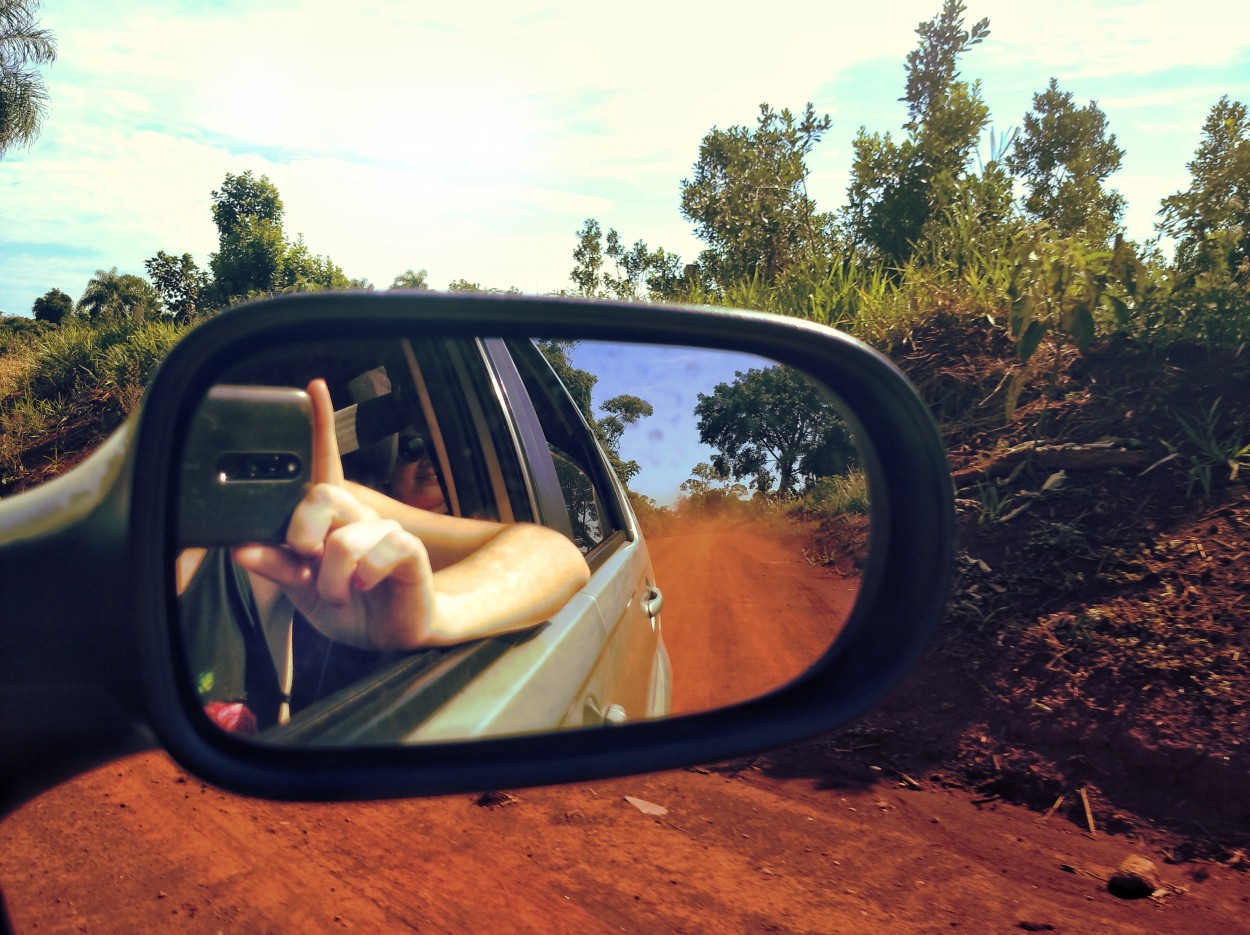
[500,337,632,567]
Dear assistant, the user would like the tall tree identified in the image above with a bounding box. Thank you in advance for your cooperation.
[208,171,349,301]
[281,234,349,292]
[535,339,653,486]
[30,286,71,324]
[844,1,991,264]
[681,103,831,286]
[595,393,654,484]
[389,268,429,290]
[694,366,856,498]
[210,169,284,233]
[570,219,606,297]
[0,0,55,157]
[679,461,750,510]
[570,219,683,301]
[1010,78,1125,243]
[144,251,211,320]
[536,338,595,417]
[209,171,288,300]
[77,268,161,323]
[1158,96,1250,276]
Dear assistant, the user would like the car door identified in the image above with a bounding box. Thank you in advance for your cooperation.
[492,338,670,728]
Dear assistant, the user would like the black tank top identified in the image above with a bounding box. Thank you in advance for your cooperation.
[179,549,396,730]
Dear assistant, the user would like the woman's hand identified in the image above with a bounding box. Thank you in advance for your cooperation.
[232,379,446,651]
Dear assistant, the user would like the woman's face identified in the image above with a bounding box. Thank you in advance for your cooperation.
[390,455,447,514]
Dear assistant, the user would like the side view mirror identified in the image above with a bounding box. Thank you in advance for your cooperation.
[0,293,952,806]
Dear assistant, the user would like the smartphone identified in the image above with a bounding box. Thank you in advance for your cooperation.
[178,385,314,547]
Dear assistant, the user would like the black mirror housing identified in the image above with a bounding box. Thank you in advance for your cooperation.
[2,293,953,804]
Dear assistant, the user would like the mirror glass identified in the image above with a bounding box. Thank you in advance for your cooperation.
[173,335,870,745]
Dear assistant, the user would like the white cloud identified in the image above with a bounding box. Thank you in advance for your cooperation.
[981,1,1250,79]
[3,0,1246,314]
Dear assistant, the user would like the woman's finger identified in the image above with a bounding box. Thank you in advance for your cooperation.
[306,378,344,487]
[232,544,314,597]
[350,525,432,593]
[285,483,377,556]
[315,518,415,605]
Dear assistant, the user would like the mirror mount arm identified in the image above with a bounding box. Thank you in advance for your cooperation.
[0,424,157,811]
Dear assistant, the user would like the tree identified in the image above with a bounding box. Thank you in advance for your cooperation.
[536,338,595,416]
[570,219,606,297]
[389,268,429,290]
[0,0,55,157]
[595,393,654,484]
[77,268,161,323]
[207,171,350,301]
[30,286,71,324]
[208,172,288,300]
[535,339,653,487]
[681,103,832,285]
[678,461,749,512]
[211,169,283,233]
[144,251,211,320]
[694,366,856,498]
[281,234,349,292]
[570,219,686,301]
[446,278,520,295]
[843,1,991,264]
[1158,96,1250,276]
[1010,78,1125,243]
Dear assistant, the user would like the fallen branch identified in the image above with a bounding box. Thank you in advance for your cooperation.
[1080,787,1097,836]
[952,442,1152,488]
[1038,795,1065,823]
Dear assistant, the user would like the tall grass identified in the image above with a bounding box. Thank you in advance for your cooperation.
[0,317,187,489]
[683,217,1019,353]
[797,469,870,517]
[678,217,1248,363]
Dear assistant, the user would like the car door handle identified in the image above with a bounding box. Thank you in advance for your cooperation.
[642,586,663,618]
[584,699,628,726]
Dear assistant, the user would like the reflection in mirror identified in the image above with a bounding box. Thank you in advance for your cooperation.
[173,336,869,746]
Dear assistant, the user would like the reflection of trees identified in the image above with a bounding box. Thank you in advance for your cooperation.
[694,366,856,498]
[552,449,603,551]
[535,339,653,487]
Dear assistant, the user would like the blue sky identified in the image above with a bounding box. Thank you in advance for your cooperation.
[570,341,776,505]
[2,0,1248,320]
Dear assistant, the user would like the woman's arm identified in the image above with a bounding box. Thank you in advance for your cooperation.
[234,381,590,651]
[345,479,591,640]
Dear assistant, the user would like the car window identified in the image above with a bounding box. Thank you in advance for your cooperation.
[502,339,627,557]
[398,338,535,524]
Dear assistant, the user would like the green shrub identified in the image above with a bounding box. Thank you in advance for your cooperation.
[0,317,187,489]
[797,469,870,517]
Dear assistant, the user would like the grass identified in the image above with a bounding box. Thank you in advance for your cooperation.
[0,316,188,490]
[797,469,870,517]
[1171,397,1250,497]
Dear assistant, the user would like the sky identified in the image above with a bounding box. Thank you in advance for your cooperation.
[570,341,778,505]
[2,0,1248,321]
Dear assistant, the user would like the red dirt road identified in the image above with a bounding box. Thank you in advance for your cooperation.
[2,520,1247,932]
[646,520,859,714]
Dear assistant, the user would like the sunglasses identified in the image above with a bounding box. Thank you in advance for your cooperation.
[397,433,428,464]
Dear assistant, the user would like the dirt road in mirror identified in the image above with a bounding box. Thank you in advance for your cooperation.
[646,519,859,714]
